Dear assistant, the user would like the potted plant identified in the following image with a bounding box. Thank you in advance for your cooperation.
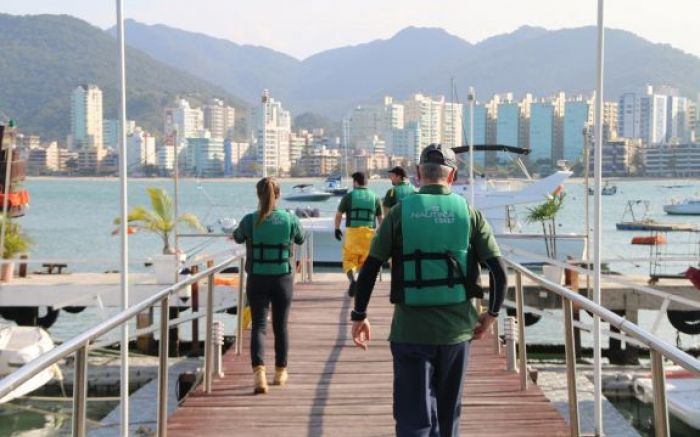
[115,188,203,284]
[525,191,566,283]
[0,215,32,282]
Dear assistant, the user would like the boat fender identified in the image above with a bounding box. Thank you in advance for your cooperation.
[37,307,60,329]
[63,306,86,314]
[506,308,542,326]
[667,310,700,335]
[0,307,59,328]
[0,307,20,322]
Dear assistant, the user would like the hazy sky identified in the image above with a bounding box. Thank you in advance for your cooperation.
[4,0,700,59]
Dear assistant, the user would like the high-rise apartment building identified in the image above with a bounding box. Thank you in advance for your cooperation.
[666,95,689,143]
[389,122,421,163]
[404,94,444,149]
[529,102,555,163]
[562,98,590,162]
[164,99,204,141]
[463,104,488,166]
[347,97,403,151]
[442,102,463,149]
[103,119,135,149]
[187,131,225,177]
[203,99,236,140]
[496,101,519,148]
[70,84,104,152]
[253,90,291,176]
[126,127,156,171]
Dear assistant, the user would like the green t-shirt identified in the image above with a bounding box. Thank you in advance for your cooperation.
[232,209,305,274]
[382,181,416,209]
[368,184,501,345]
[337,187,383,227]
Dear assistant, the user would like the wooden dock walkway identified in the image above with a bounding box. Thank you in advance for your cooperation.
[167,277,571,436]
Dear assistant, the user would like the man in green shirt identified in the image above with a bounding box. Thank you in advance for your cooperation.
[334,172,383,297]
[350,144,507,437]
[382,166,416,215]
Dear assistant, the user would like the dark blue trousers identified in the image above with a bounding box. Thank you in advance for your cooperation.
[390,341,471,437]
[247,274,294,368]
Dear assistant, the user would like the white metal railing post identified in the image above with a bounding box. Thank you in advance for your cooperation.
[504,316,517,372]
[493,315,501,355]
[156,296,169,437]
[308,231,314,282]
[72,344,89,437]
[237,257,246,355]
[213,321,225,378]
[300,239,307,282]
[563,298,581,437]
[204,271,214,394]
[651,350,670,437]
[514,271,528,390]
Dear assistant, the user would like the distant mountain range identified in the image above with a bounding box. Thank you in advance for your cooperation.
[0,14,243,141]
[117,20,700,117]
[2,13,700,142]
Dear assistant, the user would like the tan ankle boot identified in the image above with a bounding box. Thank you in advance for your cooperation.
[253,365,268,394]
[273,367,288,386]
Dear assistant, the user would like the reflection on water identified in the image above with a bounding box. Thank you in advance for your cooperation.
[0,398,116,436]
[608,394,698,437]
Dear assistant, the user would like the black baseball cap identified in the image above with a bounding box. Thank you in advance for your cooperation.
[419,143,458,169]
[387,166,407,178]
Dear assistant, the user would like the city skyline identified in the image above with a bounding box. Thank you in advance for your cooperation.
[4,1,700,60]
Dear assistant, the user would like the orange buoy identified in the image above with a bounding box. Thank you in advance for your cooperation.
[631,235,666,245]
[214,276,240,287]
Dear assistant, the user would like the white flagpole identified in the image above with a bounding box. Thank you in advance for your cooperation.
[468,86,475,207]
[116,1,130,435]
[593,0,605,435]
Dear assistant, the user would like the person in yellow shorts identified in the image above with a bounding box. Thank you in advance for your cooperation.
[334,172,383,297]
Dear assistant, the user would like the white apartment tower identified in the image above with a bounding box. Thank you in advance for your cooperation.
[442,102,463,149]
[70,84,104,152]
[203,98,236,140]
[127,127,157,171]
[404,94,444,149]
[254,90,292,176]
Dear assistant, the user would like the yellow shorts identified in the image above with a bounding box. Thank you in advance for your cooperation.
[342,226,375,273]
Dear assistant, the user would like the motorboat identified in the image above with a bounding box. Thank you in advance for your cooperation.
[664,196,700,216]
[617,200,697,231]
[634,368,700,430]
[283,184,332,202]
[323,176,348,196]
[0,326,61,403]
[300,145,586,265]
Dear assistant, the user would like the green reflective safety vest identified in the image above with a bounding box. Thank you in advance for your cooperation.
[347,188,377,228]
[399,193,471,306]
[393,182,416,202]
[251,210,293,275]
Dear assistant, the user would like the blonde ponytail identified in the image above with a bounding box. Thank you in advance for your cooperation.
[256,177,280,225]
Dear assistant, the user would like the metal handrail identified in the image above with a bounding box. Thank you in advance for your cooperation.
[502,245,700,311]
[504,258,700,437]
[0,254,244,437]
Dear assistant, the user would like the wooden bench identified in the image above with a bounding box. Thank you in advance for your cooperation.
[41,263,68,274]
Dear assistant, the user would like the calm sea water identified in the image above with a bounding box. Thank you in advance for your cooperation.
[1,176,699,436]
[13,176,700,348]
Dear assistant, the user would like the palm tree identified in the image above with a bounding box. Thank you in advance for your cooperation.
[115,187,203,254]
[0,215,32,259]
[525,192,566,259]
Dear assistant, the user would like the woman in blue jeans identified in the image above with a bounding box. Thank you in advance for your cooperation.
[233,177,305,394]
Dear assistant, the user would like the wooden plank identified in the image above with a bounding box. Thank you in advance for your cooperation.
[168,279,570,436]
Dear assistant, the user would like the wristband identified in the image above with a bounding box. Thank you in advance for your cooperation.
[350,310,367,321]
